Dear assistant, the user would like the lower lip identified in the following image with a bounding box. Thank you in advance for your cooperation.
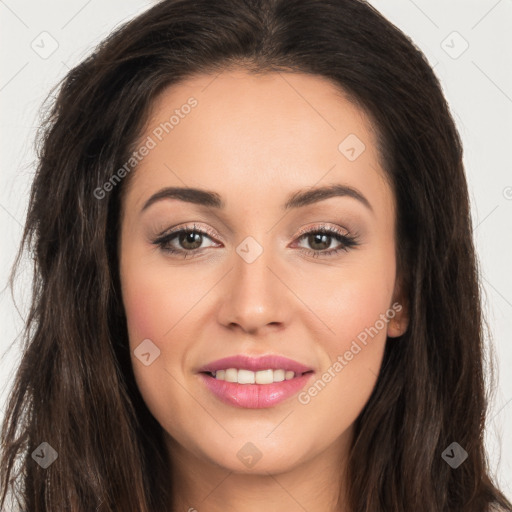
[198,372,314,408]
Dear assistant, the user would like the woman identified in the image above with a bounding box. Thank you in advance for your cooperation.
[1,0,510,510]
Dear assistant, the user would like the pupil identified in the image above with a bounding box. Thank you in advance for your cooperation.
[180,231,202,249]
[310,233,329,250]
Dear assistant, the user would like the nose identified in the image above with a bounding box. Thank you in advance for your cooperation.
[217,240,290,335]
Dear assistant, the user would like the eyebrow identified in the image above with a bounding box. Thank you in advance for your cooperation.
[140,183,373,214]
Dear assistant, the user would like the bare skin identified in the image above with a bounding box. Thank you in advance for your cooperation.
[119,68,408,512]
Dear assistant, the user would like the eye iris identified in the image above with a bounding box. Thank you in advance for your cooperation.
[309,233,331,251]
[179,231,203,250]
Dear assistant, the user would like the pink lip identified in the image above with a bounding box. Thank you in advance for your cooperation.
[198,373,314,408]
[197,354,315,409]
[197,354,313,374]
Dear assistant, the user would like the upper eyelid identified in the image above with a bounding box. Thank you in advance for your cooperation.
[158,222,349,239]
[157,222,217,237]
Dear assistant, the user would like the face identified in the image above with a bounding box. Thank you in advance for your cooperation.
[119,69,408,475]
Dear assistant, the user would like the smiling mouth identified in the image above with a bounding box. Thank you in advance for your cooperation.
[198,368,316,409]
[201,368,314,384]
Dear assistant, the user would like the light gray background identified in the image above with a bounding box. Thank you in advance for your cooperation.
[1,0,511,500]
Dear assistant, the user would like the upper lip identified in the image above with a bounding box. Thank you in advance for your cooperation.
[198,354,314,375]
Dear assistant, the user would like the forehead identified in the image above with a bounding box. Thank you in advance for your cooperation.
[124,69,392,216]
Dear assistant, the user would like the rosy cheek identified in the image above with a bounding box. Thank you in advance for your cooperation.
[121,265,197,352]
[121,258,168,347]
[123,292,157,345]
[317,277,394,359]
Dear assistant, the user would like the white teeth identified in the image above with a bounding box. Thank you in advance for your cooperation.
[212,368,298,384]
[238,369,255,384]
[273,369,285,382]
[255,369,273,384]
[225,368,238,382]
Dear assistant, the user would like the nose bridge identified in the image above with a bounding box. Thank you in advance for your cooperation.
[218,233,286,332]
[234,233,278,305]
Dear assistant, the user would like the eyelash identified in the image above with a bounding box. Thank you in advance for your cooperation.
[152,223,359,259]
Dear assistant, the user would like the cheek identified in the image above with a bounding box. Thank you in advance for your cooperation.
[120,252,201,348]
[295,273,393,432]
[122,287,158,344]
[301,250,396,403]
[314,263,395,349]
[120,255,194,428]
[119,249,211,409]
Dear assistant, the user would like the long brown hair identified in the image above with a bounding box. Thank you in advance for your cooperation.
[1,0,510,510]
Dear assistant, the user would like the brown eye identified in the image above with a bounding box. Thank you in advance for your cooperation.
[306,232,334,251]
[153,224,220,257]
[177,231,204,250]
[295,226,359,258]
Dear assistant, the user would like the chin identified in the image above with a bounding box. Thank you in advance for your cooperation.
[198,437,309,475]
